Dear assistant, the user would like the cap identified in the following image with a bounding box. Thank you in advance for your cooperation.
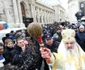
[43,30,51,35]
[45,33,52,40]
[79,25,84,29]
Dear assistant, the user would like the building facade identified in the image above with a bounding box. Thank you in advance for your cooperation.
[53,4,66,22]
[68,0,79,23]
[68,0,85,23]
[0,0,66,28]
[79,0,85,16]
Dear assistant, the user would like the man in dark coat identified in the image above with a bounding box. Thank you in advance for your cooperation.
[44,33,59,52]
[53,28,62,43]
[27,37,44,70]
[43,33,59,70]
[11,37,43,70]
[75,25,85,51]
[11,37,37,70]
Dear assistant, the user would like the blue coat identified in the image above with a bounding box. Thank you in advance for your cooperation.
[76,31,85,48]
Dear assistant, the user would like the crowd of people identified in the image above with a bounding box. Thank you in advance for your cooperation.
[0,22,85,70]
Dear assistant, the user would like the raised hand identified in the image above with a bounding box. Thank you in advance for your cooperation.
[40,47,51,59]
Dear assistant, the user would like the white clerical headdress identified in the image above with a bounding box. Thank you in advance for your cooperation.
[61,29,75,42]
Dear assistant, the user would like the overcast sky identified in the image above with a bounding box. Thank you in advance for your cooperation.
[60,0,68,9]
[38,0,68,10]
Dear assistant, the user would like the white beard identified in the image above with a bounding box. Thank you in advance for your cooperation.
[67,46,77,55]
[66,46,79,63]
[67,49,76,56]
[57,41,85,70]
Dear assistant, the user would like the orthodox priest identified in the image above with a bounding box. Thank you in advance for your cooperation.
[40,29,85,70]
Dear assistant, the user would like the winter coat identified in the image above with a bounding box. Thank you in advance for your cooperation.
[53,33,62,42]
[3,47,14,65]
[75,31,85,50]
[11,39,42,70]
[44,40,59,53]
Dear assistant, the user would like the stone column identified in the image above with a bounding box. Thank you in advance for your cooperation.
[49,12,51,23]
[37,8,40,23]
[47,12,48,24]
[51,13,52,23]
[3,1,9,23]
[42,10,44,23]
[48,12,50,23]
[16,0,23,23]
[39,9,42,23]
[30,4,36,22]
[41,10,43,24]
[44,11,47,24]
[12,0,19,23]
[33,5,36,22]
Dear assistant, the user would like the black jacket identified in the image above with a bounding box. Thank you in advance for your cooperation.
[27,38,43,70]
[3,47,14,65]
[44,40,59,70]
[11,45,29,65]
[75,31,85,51]
[44,40,59,53]
[11,39,42,70]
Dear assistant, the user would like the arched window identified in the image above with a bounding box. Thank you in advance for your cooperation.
[20,2,26,17]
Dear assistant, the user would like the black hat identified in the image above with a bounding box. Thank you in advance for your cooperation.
[45,33,52,40]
